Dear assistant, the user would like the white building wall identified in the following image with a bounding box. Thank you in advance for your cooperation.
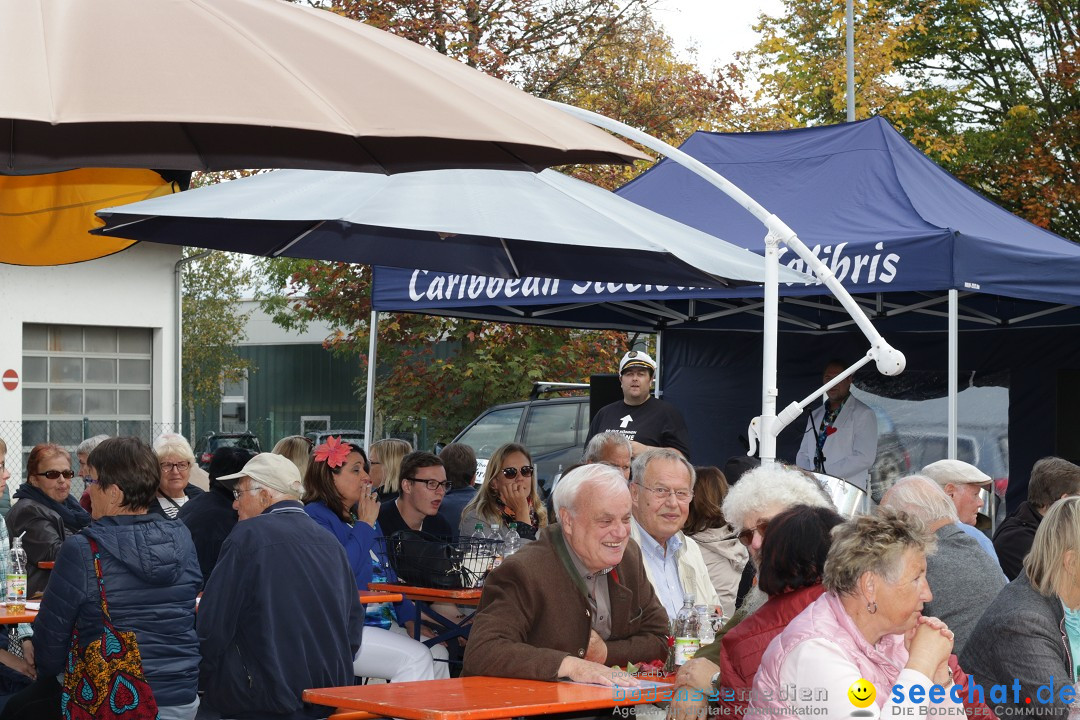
[0,242,181,431]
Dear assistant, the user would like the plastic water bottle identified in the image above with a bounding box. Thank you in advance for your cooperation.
[470,523,487,541]
[503,522,522,557]
[7,533,27,614]
[489,523,505,569]
[673,595,699,665]
[695,605,715,646]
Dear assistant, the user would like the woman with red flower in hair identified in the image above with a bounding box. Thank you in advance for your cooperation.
[303,437,450,683]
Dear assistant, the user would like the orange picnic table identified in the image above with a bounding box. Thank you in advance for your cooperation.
[305,676,676,720]
[358,591,403,604]
[0,609,37,624]
[366,582,482,605]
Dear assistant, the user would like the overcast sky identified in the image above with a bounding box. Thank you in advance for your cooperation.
[653,0,784,70]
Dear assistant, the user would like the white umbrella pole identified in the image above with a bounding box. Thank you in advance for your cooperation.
[546,100,906,464]
[364,309,378,453]
[655,330,663,399]
[948,289,958,459]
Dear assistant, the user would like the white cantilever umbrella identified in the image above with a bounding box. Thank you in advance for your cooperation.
[95,168,812,286]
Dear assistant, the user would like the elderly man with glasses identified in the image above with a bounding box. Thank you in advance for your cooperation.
[463,463,668,684]
[628,448,719,620]
[198,453,363,720]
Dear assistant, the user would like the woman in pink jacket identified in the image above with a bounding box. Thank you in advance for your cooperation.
[752,509,963,718]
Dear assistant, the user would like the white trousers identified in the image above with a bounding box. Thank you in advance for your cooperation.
[353,623,450,682]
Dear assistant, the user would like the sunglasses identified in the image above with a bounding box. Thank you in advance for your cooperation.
[737,519,770,547]
[35,470,75,480]
[501,465,534,480]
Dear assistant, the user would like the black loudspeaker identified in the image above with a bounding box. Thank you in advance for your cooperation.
[1057,370,1080,465]
[589,374,622,422]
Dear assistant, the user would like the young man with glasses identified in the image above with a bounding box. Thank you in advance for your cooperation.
[377,451,453,540]
[628,448,719,620]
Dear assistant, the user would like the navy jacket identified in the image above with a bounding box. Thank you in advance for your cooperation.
[32,514,202,706]
[178,482,237,584]
[198,501,364,720]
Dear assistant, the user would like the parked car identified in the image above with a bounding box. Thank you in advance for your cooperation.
[306,429,366,448]
[449,386,590,496]
[899,425,1009,528]
[195,431,261,470]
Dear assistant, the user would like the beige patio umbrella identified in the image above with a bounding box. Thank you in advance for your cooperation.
[0,0,645,175]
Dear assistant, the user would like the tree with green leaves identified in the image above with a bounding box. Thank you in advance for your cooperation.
[741,0,1078,240]
[181,249,254,439]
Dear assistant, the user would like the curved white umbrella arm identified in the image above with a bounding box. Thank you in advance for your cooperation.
[544,100,906,465]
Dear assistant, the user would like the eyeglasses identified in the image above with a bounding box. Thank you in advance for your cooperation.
[35,470,75,480]
[406,478,452,492]
[160,461,191,473]
[633,481,693,503]
[232,484,263,500]
[737,519,770,547]
[501,465,534,480]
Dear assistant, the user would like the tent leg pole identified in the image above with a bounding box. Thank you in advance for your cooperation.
[654,330,663,399]
[364,309,379,453]
[948,290,958,459]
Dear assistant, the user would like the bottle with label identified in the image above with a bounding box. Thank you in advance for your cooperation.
[673,596,700,666]
[695,604,715,646]
[489,523,505,570]
[503,522,522,557]
[7,533,27,615]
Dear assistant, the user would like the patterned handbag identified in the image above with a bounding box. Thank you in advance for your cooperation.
[60,537,159,720]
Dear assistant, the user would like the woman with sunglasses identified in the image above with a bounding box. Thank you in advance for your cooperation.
[458,443,548,542]
[5,443,91,598]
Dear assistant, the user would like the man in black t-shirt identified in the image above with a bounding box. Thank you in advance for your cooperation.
[586,350,690,459]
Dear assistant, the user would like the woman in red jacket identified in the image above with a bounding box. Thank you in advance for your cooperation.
[717,505,844,710]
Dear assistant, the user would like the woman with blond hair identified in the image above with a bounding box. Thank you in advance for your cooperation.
[150,433,203,519]
[370,438,411,501]
[272,435,312,480]
[458,442,547,541]
[961,496,1080,718]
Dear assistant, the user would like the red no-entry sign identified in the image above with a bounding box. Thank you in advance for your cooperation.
[2,369,18,391]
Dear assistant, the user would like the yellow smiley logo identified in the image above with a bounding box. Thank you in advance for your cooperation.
[847,679,876,708]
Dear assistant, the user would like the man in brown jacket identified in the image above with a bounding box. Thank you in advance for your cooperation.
[463,464,669,685]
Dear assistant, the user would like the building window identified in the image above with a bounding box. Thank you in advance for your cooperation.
[22,324,153,459]
[220,374,248,432]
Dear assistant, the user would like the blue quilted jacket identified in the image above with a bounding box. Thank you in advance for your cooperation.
[32,514,202,707]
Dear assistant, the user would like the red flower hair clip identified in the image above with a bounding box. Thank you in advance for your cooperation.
[314,436,351,468]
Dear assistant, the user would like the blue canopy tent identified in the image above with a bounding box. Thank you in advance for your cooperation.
[373,117,1080,508]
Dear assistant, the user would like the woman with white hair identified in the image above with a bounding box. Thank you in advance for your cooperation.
[150,434,204,519]
[961,496,1080,718]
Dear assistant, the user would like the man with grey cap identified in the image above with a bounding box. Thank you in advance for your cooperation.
[197,453,364,719]
[586,350,690,458]
[921,458,1000,564]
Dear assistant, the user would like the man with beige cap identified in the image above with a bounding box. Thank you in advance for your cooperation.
[921,458,1000,565]
[198,453,364,719]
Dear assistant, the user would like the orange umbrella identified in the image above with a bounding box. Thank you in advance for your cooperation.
[0,0,644,174]
[0,169,183,265]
